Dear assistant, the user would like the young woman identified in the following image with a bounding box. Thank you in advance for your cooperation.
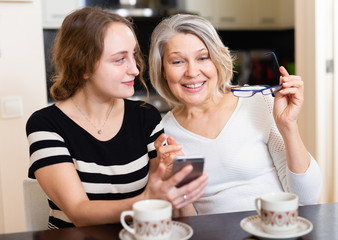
[26,8,207,229]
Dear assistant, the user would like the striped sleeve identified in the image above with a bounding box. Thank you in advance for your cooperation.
[26,111,73,178]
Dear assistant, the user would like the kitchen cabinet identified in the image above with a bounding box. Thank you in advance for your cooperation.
[179,0,216,26]
[216,0,253,29]
[251,0,294,29]
[180,0,294,30]
[42,0,84,28]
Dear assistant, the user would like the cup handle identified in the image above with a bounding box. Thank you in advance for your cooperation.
[255,198,261,217]
[120,210,135,235]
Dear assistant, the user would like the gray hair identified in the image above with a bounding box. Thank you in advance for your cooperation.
[149,14,233,106]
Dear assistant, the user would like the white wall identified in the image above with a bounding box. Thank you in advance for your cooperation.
[296,0,338,204]
[0,0,47,233]
[295,1,316,156]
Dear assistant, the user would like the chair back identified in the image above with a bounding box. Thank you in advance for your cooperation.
[23,179,49,231]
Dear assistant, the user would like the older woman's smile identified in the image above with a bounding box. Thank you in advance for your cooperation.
[183,81,206,89]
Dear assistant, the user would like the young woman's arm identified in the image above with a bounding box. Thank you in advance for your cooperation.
[36,157,207,227]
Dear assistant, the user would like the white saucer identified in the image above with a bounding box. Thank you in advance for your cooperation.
[240,215,313,239]
[119,220,193,240]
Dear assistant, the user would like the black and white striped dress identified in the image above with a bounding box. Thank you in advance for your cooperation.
[26,99,164,229]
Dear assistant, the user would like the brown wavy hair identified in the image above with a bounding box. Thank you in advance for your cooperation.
[50,7,147,101]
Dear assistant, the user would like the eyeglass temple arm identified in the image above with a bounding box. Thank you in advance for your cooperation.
[264,52,284,77]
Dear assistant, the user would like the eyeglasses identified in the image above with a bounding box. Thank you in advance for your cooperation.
[231,84,282,98]
[231,52,283,98]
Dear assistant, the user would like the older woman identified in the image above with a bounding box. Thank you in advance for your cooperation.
[149,14,322,215]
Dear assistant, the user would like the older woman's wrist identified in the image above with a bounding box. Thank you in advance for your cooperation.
[276,120,299,136]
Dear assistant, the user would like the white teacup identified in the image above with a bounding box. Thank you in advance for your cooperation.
[120,199,172,240]
[255,192,299,234]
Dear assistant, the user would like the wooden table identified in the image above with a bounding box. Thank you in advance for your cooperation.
[0,202,337,240]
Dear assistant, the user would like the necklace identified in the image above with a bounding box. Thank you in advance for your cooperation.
[72,98,114,135]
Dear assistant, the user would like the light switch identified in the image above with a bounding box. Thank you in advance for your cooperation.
[1,96,24,119]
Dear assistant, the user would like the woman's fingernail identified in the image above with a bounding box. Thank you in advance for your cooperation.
[162,139,168,145]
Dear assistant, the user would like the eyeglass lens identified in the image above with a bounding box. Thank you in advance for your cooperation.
[264,52,281,85]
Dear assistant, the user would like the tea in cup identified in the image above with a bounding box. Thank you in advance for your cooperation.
[255,192,299,234]
[120,199,172,240]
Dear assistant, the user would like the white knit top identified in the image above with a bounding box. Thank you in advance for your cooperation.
[162,94,322,215]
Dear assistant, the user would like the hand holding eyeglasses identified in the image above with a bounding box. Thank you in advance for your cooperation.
[231,67,304,130]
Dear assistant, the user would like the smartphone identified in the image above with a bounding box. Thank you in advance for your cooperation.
[172,155,205,188]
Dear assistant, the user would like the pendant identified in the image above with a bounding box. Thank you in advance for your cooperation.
[98,130,102,134]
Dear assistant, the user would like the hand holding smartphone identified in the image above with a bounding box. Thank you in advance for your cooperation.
[172,155,205,188]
